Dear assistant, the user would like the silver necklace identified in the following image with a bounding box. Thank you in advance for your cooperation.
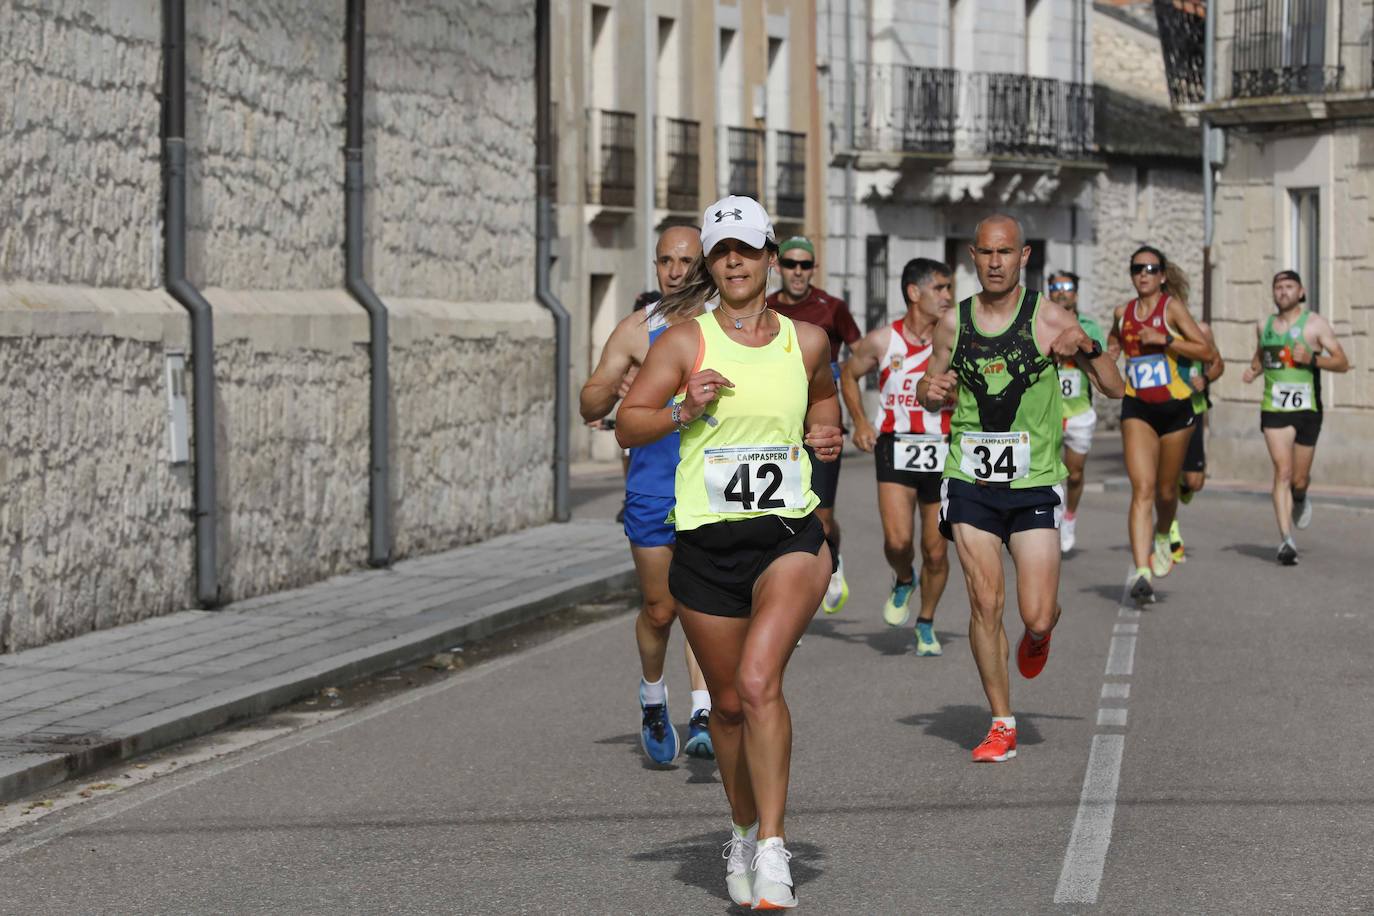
[721,305,768,330]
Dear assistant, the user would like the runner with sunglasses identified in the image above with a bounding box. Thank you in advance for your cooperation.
[1108,246,1216,603]
[767,236,862,616]
[1045,270,1108,554]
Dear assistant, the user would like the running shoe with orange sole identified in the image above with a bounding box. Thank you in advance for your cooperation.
[1017,629,1051,679]
[972,721,1017,762]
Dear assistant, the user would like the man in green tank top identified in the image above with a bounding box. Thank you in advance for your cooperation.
[918,214,1123,763]
[1241,270,1349,565]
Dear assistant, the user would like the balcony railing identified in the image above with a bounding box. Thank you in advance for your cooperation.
[586,109,636,207]
[726,127,763,198]
[1231,0,1341,97]
[658,117,699,212]
[775,130,806,219]
[851,65,1094,161]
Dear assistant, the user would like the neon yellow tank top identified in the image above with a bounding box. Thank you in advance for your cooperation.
[673,311,819,532]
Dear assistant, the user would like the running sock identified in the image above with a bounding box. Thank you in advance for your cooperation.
[916,616,935,625]
[1292,486,1308,504]
[639,677,667,705]
[691,689,711,713]
[1063,510,1076,521]
[993,716,1016,730]
[1026,629,1048,644]
[733,821,759,839]
[1135,566,1151,579]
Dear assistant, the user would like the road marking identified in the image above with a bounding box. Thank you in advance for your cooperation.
[1105,635,1136,676]
[1097,708,1128,727]
[1100,683,1130,700]
[1055,734,1127,904]
[1118,607,1141,621]
[1113,623,1139,634]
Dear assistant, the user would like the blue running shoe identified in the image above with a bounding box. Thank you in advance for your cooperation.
[640,692,679,765]
[914,619,942,656]
[684,708,714,759]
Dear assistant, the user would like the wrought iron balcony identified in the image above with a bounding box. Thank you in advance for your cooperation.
[726,127,763,198]
[851,65,1094,161]
[658,117,700,212]
[775,130,806,219]
[586,109,636,208]
[1231,0,1342,98]
[1154,0,1207,106]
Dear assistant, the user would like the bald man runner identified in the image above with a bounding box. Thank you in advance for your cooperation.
[919,215,1123,762]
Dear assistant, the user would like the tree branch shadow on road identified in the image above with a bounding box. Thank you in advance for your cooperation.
[1224,543,1281,563]
[631,830,825,909]
[897,704,1081,751]
[803,616,963,657]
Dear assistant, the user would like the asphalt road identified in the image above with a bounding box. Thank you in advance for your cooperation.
[0,443,1370,914]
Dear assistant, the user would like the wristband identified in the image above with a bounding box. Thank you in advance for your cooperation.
[1084,340,1103,359]
[1162,333,1175,348]
[671,403,688,431]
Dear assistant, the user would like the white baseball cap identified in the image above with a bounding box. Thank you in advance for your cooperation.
[700,195,775,256]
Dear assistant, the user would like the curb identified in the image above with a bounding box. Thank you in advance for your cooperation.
[0,564,637,804]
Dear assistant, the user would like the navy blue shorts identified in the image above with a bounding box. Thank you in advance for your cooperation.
[939,478,1064,545]
[623,493,675,548]
[804,445,841,509]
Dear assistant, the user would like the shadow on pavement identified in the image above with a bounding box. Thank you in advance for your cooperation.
[897,704,1080,750]
[1077,582,1168,607]
[1224,542,1280,563]
[804,616,962,657]
[631,831,825,909]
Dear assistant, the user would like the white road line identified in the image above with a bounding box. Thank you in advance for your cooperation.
[1118,607,1141,620]
[1097,708,1128,727]
[1100,683,1131,700]
[1105,635,1136,676]
[1113,623,1139,634]
[1055,734,1127,904]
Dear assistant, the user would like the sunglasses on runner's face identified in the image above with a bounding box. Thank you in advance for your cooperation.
[1048,281,1076,293]
[780,259,814,270]
[1129,263,1163,276]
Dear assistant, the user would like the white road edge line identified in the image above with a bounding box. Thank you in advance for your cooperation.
[0,611,631,864]
[1054,733,1127,904]
[1105,635,1137,676]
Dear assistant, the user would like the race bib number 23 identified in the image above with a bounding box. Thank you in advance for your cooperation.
[893,434,948,473]
[704,445,806,514]
[959,432,1031,484]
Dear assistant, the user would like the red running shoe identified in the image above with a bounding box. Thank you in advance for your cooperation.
[972,722,1017,762]
[1017,628,1052,679]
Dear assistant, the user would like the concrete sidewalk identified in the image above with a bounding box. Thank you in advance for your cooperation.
[0,521,635,802]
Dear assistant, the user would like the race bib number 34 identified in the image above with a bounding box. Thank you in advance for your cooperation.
[1126,353,1172,390]
[704,445,806,513]
[893,434,948,474]
[1272,381,1312,411]
[959,431,1031,483]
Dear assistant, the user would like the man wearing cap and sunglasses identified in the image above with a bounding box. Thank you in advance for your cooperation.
[1241,269,1349,565]
[766,236,863,616]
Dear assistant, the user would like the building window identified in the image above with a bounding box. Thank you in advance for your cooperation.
[1290,187,1320,311]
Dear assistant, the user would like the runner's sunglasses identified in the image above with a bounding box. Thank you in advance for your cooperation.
[779,258,814,270]
[1048,281,1076,292]
[1129,263,1163,275]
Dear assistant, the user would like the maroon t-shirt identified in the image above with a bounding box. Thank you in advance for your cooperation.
[766,286,862,365]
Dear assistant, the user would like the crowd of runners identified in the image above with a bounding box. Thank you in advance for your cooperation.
[580,197,1351,909]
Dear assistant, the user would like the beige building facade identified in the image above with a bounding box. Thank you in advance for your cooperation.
[1183,0,1373,486]
[550,0,825,461]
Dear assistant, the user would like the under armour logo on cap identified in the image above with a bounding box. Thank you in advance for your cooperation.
[700,194,775,256]
[714,209,743,223]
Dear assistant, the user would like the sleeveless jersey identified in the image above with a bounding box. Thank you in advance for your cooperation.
[1056,313,1107,420]
[1176,355,1212,415]
[673,311,819,531]
[624,306,678,498]
[944,289,1066,489]
[1261,311,1321,413]
[1120,295,1192,403]
[878,320,952,435]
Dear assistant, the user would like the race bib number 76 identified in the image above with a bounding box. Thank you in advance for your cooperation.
[704,445,807,513]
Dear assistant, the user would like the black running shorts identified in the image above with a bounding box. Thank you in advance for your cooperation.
[1121,396,1197,437]
[1183,413,1206,473]
[804,445,841,509]
[874,433,943,504]
[669,513,833,618]
[1260,410,1322,447]
[939,478,1064,545]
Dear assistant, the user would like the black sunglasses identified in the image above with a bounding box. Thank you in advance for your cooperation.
[779,258,814,270]
[1129,263,1163,276]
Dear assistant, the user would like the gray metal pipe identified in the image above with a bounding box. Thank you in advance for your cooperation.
[344,0,392,566]
[1202,0,1217,322]
[162,0,221,608]
[536,0,572,522]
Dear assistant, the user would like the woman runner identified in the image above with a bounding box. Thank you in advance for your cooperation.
[617,195,843,909]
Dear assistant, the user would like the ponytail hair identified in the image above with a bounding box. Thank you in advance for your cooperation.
[1130,244,1190,304]
[654,255,718,323]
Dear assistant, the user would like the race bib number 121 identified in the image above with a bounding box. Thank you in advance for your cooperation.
[704,445,806,513]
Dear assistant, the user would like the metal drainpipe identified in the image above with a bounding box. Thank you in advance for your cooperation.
[536,0,572,522]
[162,0,221,608]
[842,0,856,307]
[344,0,392,566]
[1201,0,1217,324]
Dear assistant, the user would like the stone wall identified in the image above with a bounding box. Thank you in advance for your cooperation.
[0,1,551,651]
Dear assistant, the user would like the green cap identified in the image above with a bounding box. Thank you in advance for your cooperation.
[779,236,815,257]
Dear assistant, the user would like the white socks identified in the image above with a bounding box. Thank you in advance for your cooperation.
[993,715,1016,730]
[640,677,666,705]
[692,689,711,713]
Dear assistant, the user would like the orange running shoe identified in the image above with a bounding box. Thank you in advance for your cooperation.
[1017,628,1052,679]
[972,722,1017,762]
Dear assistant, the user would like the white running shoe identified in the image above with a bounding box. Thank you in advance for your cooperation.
[1293,498,1313,530]
[821,554,849,615]
[1060,515,1077,554]
[1150,533,1174,578]
[722,824,757,907]
[750,837,797,909]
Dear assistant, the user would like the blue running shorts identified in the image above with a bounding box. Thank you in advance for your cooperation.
[623,493,676,548]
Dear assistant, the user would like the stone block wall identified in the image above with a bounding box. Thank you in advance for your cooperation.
[0,2,551,651]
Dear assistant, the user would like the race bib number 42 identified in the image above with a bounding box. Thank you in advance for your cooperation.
[704,445,806,513]
[893,434,948,474]
[1272,381,1312,411]
[959,431,1031,484]
[1126,353,1172,390]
